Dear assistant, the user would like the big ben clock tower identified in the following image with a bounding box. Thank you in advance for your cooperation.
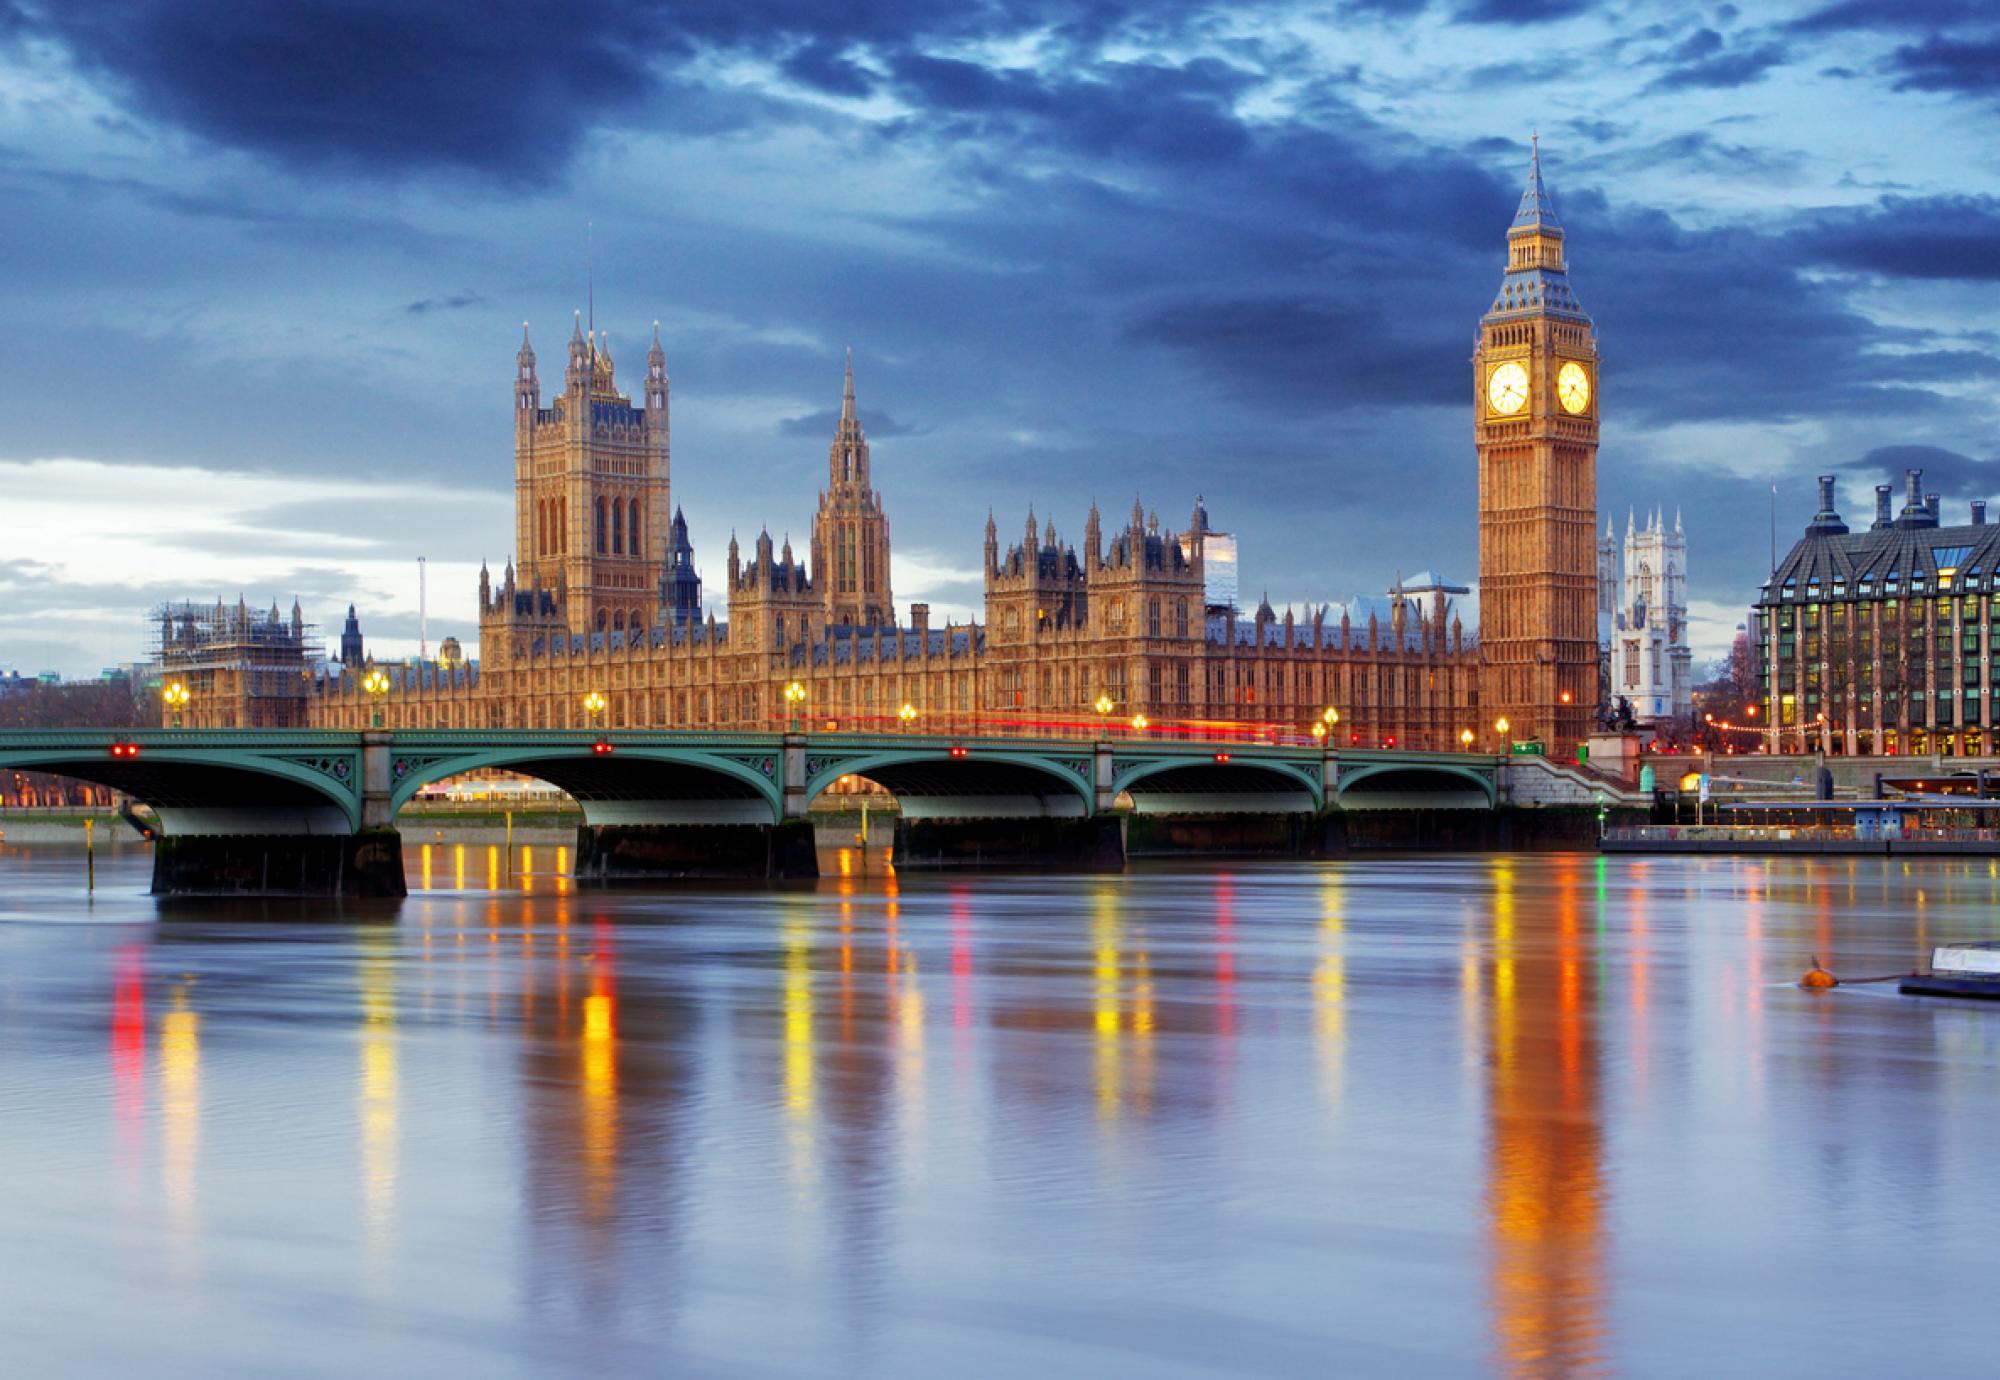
[1475,138,1599,758]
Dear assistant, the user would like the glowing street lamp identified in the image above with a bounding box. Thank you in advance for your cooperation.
[583,690,608,729]
[1322,707,1340,728]
[785,680,807,732]
[1312,721,1328,744]
[163,680,190,730]
[1130,712,1149,734]
[1095,693,1114,738]
[1460,727,1475,750]
[362,667,391,728]
[899,701,917,730]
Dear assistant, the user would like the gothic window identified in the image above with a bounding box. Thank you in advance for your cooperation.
[612,499,624,554]
[630,499,642,555]
[1176,600,1189,638]
[596,609,608,632]
[630,608,643,633]
[1148,664,1162,704]
[1623,643,1640,686]
[559,497,567,552]
[596,498,608,554]
[614,610,625,631]
[1149,598,1162,638]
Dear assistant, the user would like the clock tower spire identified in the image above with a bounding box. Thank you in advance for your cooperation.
[1474,139,1599,758]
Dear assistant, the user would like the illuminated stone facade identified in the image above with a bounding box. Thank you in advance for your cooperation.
[165,148,1604,756]
[1475,138,1600,756]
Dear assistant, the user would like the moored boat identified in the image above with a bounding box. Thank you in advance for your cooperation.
[1901,942,2000,999]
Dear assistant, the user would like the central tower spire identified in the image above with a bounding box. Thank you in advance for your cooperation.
[814,351,893,627]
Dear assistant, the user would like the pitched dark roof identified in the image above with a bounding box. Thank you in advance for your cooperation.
[1765,520,2000,600]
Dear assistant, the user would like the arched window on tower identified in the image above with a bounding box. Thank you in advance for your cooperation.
[614,609,625,632]
[558,497,566,552]
[612,499,624,555]
[1176,599,1189,638]
[629,608,643,634]
[596,498,607,554]
[629,499,642,557]
[596,609,608,632]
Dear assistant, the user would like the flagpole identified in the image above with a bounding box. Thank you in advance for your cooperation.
[1769,481,1777,573]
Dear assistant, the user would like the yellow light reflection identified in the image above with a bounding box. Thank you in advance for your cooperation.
[419,842,433,890]
[358,928,398,1262]
[781,910,817,1195]
[1482,855,1606,1378]
[453,843,465,890]
[1314,875,1347,1110]
[580,938,619,1222]
[1090,885,1152,1120]
[160,983,200,1256]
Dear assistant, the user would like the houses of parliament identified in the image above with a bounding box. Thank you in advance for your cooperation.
[160,146,1601,756]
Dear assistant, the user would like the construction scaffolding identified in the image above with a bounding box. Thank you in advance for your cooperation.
[151,598,323,728]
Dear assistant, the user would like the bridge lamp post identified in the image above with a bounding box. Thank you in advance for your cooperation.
[1130,712,1149,735]
[1094,694,1114,740]
[1312,721,1327,745]
[584,690,608,731]
[785,680,807,733]
[163,680,190,730]
[1494,716,1510,752]
[362,668,391,728]
[898,701,917,732]
[1460,727,1475,751]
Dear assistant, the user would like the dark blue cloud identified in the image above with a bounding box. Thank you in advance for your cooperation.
[1645,40,1789,92]
[1844,444,2000,501]
[1795,196,2000,279]
[1790,0,1991,33]
[1455,0,1593,23]
[1886,35,2000,95]
[405,290,486,315]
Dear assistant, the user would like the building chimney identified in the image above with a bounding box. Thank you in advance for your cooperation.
[1807,475,1848,534]
[910,602,930,637]
[1975,500,1987,527]
[1904,467,1924,516]
[1874,485,1893,529]
[1927,493,1941,524]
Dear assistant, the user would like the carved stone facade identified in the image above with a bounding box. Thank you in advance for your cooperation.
[166,148,1602,757]
[1475,138,1600,757]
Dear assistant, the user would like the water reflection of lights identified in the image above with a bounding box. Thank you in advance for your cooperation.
[420,843,433,890]
[1091,885,1153,1122]
[782,910,817,1195]
[1481,855,1607,1378]
[161,982,201,1257]
[111,948,145,1172]
[1313,876,1346,1110]
[358,928,399,1262]
[454,842,466,890]
[580,930,619,1221]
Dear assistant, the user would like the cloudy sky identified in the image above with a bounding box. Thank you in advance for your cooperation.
[2,0,1996,676]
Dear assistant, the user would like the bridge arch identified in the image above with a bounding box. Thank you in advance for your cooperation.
[389,744,784,825]
[1115,757,1324,814]
[0,740,362,834]
[1336,761,1495,810]
[804,748,1093,819]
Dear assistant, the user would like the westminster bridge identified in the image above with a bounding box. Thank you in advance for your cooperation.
[0,729,1630,895]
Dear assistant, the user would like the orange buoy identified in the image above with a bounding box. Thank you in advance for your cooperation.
[1801,955,1839,989]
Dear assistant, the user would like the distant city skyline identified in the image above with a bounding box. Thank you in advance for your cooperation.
[2,1,1996,676]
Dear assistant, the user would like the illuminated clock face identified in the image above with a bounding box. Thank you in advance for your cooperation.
[1487,361,1529,416]
[1558,360,1591,414]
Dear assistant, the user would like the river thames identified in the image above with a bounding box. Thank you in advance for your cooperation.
[2,842,1996,1377]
